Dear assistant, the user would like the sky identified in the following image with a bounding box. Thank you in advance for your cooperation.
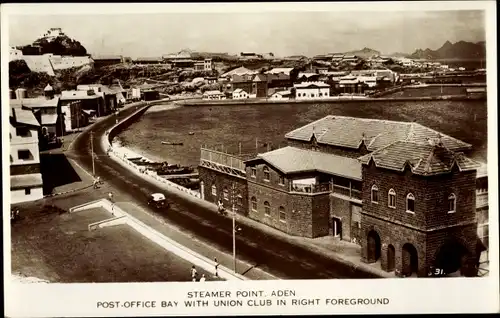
[7,8,485,58]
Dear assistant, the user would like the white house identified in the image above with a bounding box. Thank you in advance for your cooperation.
[294,82,330,99]
[9,107,44,204]
[10,47,23,62]
[232,88,249,99]
[357,76,378,88]
[271,90,292,100]
[203,90,225,100]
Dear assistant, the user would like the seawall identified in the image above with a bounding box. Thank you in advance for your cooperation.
[107,99,169,143]
[179,94,485,107]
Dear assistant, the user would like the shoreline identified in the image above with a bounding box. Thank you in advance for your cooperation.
[179,94,486,107]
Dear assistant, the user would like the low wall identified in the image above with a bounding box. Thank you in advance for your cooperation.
[180,94,484,107]
[88,215,127,231]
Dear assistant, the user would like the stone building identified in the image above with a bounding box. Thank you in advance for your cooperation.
[358,140,479,277]
[198,148,249,216]
[198,115,487,277]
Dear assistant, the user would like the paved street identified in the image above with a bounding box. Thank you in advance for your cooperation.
[67,103,379,279]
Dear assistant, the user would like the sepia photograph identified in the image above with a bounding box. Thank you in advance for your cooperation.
[3,1,498,316]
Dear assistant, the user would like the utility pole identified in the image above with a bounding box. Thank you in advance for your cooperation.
[232,183,237,273]
[90,131,95,176]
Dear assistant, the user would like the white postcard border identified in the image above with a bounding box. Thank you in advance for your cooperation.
[2,1,498,316]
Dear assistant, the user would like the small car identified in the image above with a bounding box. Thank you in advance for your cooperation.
[147,193,170,209]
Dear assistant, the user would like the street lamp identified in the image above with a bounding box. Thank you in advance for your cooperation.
[231,183,242,273]
[90,131,95,176]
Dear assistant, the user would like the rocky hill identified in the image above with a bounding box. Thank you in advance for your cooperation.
[410,40,486,60]
[344,47,381,59]
[18,32,88,56]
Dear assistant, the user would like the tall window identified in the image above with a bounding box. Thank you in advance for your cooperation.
[448,193,456,213]
[223,187,229,201]
[388,189,396,208]
[263,166,270,181]
[264,201,271,216]
[278,176,285,185]
[237,193,243,206]
[251,196,257,211]
[251,167,256,178]
[371,185,379,203]
[406,193,415,213]
[279,206,286,223]
[211,184,217,196]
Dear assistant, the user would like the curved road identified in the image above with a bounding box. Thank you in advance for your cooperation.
[69,103,377,279]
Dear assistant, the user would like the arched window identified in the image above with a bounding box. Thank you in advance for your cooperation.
[263,166,270,181]
[388,188,396,208]
[371,185,379,203]
[223,187,229,201]
[251,196,257,211]
[211,184,217,196]
[264,201,271,216]
[279,206,286,223]
[406,193,415,213]
[448,193,456,213]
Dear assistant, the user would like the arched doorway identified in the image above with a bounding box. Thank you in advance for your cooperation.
[366,230,381,263]
[387,244,396,272]
[402,243,418,277]
[434,240,469,276]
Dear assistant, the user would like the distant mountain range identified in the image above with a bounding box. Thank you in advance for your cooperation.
[409,40,486,60]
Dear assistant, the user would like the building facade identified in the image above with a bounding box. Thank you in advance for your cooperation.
[10,108,44,204]
[198,115,486,277]
[294,82,330,99]
[61,100,89,132]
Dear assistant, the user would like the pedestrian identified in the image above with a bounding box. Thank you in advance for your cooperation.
[214,257,219,278]
[108,192,114,202]
[97,176,101,184]
[217,200,225,215]
[191,265,197,282]
[93,179,98,189]
[199,274,206,282]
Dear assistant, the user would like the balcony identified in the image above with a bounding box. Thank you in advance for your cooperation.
[290,182,331,194]
[331,184,362,201]
[200,147,246,171]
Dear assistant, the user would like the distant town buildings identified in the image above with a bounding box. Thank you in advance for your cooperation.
[202,90,225,100]
[91,55,123,68]
[232,88,249,99]
[294,81,330,99]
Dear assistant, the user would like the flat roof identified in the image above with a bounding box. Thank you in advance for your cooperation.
[11,173,43,189]
[246,146,362,180]
[11,108,40,127]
